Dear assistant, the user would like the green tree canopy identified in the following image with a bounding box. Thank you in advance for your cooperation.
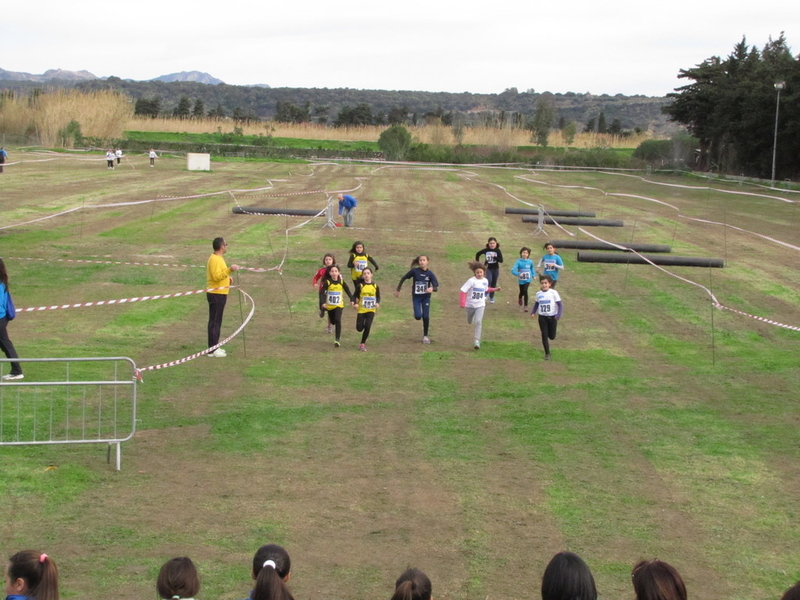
[378,124,412,160]
[663,34,799,179]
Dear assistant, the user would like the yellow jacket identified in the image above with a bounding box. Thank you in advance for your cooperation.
[207,253,232,294]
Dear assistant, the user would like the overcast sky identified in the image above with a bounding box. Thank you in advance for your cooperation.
[1,1,796,97]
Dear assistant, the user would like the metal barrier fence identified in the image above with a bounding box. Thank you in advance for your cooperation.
[0,357,138,470]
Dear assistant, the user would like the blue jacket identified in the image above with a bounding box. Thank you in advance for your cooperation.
[338,194,357,214]
[0,283,9,320]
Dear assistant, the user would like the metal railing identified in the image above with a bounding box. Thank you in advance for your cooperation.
[0,357,138,470]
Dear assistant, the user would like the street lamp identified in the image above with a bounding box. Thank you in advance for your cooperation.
[771,81,785,184]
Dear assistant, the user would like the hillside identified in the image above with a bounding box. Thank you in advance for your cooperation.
[0,75,678,134]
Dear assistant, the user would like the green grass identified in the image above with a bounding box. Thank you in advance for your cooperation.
[2,157,800,600]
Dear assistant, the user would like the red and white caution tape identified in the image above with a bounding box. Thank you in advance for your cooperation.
[133,287,256,381]
[2,256,276,273]
[16,286,234,314]
[577,228,800,333]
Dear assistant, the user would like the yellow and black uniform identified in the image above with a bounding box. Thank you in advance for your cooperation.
[347,252,379,281]
[319,276,353,344]
[353,280,380,346]
[206,253,233,348]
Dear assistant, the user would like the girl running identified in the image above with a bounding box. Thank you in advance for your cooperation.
[510,246,535,311]
[530,274,563,360]
[4,550,59,600]
[475,236,503,303]
[319,265,353,348]
[460,261,501,350]
[537,242,564,287]
[157,557,200,600]
[244,544,294,600]
[351,267,381,351]
[395,255,439,344]
[347,241,379,282]
[312,253,336,325]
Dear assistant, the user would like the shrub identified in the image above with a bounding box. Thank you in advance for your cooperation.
[377,124,412,160]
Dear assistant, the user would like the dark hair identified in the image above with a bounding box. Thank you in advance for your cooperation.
[540,274,553,284]
[7,550,60,600]
[468,260,485,273]
[391,568,432,600]
[251,544,293,600]
[324,264,342,282]
[213,237,226,251]
[486,236,500,248]
[543,242,557,252]
[782,581,800,600]
[322,253,336,265]
[520,247,531,256]
[157,557,200,599]
[541,551,597,600]
[0,258,8,288]
[349,241,366,254]
[410,256,428,268]
[631,559,686,600]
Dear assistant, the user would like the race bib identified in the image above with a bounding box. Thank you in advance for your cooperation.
[519,269,531,281]
[355,259,367,272]
[544,261,556,271]
[326,291,341,306]
[539,300,553,314]
[486,251,497,264]
[414,281,429,294]
[471,289,485,301]
[362,296,376,309]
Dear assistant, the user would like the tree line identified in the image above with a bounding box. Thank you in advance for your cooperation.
[663,34,799,180]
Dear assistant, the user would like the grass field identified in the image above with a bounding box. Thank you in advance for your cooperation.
[1,151,799,600]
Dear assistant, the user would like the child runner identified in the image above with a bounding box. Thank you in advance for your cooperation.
[347,241,379,282]
[157,557,200,600]
[475,236,503,303]
[510,246,535,311]
[312,253,336,326]
[395,255,439,344]
[242,544,294,600]
[319,265,353,348]
[530,274,563,360]
[460,261,501,350]
[351,267,381,351]
[4,550,59,600]
[537,242,564,287]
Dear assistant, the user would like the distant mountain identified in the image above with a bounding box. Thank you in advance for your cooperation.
[0,68,97,82]
[151,71,224,85]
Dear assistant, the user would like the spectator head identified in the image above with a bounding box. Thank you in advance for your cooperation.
[541,551,597,600]
[631,559,686,600]
[391,568,432,600]
[157,557,199,600]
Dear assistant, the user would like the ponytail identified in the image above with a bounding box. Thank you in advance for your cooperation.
[251,545,293,600]
[7,550,60,600]
[391,568,432,600]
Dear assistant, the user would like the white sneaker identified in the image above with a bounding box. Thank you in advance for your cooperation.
[1,373,24,381]
[208,348,227,358]
[422,336,431,344]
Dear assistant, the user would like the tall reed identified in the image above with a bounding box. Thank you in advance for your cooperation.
[0,89,133,146]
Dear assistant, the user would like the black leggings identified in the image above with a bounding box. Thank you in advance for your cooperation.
[327,307,343,339]
[356,312,375,343]
[518,282,530,306]
[538,315,558,353]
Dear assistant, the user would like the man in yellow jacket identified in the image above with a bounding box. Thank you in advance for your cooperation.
[207,237,240,357]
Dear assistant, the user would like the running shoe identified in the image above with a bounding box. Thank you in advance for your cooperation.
[545,353,551,361]
[1,373,24,381]
[208,349,227,358]
[474,341,481,350]
[422,336,431,344]
[327,324,332,334]
[334,340,341,348]
[359,344,366,352]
